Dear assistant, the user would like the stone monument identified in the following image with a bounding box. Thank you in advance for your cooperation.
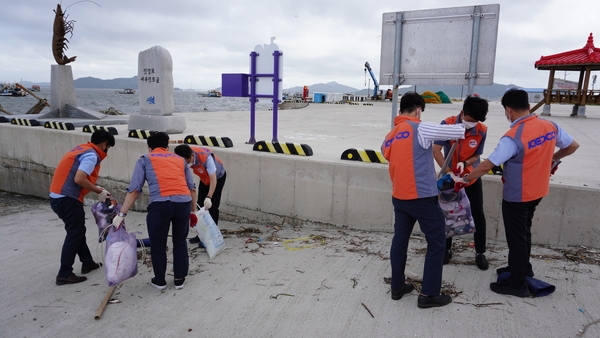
[128,45,186,133]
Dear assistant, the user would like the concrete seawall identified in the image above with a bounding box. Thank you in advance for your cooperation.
[1,105,599,248]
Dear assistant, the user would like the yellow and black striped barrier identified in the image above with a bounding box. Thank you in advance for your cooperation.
[363,103,374,106]
[253,141,313,156]
[0,116,9,123]
[10,118,41,126]
[348,102,359,105]
[82,125,118,135]
[341,148,388,164]
[128,129,157,139]
[481,158,503,175]
[184,135,233,148]
[44,121,75,131]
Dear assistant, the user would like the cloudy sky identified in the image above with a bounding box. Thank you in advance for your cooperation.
[1,0,599,90]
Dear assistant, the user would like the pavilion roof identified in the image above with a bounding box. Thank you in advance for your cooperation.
[535,33,600,70]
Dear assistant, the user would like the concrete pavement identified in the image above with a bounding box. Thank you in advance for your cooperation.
[0,192,599,337]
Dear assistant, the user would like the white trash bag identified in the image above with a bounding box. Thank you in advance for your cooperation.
[193,207,226,259]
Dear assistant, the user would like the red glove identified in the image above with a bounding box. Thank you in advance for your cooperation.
[550,159,561,175]
[450,172,469,192]
[189,213,198,228]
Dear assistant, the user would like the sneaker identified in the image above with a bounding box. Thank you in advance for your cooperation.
[475,254,489,271]
[81,261,102,274]
[174,278,185,290]
[417,294,452,309]
[496,266,534,277]
[56,273,87,285]
[391,283,414,300]
[151,277,167,291]
[189,236,201,244]
[443,250,452,265]
[490,280,531,297]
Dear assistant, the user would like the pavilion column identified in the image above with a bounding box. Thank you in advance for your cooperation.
[572,67,585,116]
[542,68,555,116]
[575,66,592,117]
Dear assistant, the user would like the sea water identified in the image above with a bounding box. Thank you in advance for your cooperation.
[0,88,272,115]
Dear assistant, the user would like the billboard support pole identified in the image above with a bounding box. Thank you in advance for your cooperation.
[391,12,403,128]
[466,6,482,97]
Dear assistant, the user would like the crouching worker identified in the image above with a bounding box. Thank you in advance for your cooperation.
[112,132,197,290]
[50,130,115,285]
[174,144,226,245]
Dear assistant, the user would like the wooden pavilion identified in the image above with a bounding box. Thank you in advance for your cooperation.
[533,33,600,117]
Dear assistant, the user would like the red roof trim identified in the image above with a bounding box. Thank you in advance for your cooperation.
[535,33,600,67]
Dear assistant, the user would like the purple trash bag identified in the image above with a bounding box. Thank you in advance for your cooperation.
[104,225,138,286]
[91,198,122,243]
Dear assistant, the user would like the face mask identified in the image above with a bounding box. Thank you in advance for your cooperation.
[505,113,512,123]
[463,121,478,129]
[187,163,193,168]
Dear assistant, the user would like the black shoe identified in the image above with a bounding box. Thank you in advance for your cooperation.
[174,278,185,290]
[391,284,414,300]
[81,262,102,274]
[189,236,201,244]
[496,266,534,277]
[490,280,531,297]
[56,273,87,285]
[417,294,452,309]
[443,250,452,265]
[475,254,489,271]
[151,277,167,291]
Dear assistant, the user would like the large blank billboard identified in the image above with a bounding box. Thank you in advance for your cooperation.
[379,4,500,86]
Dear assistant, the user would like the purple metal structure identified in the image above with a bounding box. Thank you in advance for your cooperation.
[248,50,282,143]
[222,50,282,143]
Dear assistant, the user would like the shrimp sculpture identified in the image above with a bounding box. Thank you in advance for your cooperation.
[52,3,77,65]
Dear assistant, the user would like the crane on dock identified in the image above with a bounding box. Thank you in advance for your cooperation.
[364,61,383,100]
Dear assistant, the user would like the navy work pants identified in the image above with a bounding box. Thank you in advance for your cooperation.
[146,201,190,284]
[51,197,94,278]
[446,177,487,253]
[197,172,226,225]
[502,198,542,285]
[390,196,445,296]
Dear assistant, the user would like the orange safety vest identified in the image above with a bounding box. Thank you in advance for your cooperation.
[382,115,438,200]
[145,148,192,198]
[190,147,225,186]
[502,114,558,202]
[49,142,107,202]
[441,115,488,187]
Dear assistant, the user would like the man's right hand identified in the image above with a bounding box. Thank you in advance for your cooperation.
[97,187,111,201]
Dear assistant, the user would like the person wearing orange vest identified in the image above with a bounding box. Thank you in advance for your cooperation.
[433,96,490,270]
[382,92,465,308]
[112,132,197,291]
[453,89,579,297]
[49,130,115,285]
[174,144,226,245]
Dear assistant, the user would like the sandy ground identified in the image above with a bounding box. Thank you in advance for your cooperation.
[1,191,600,337]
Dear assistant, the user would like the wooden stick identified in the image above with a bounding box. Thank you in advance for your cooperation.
[94,285,117,320]
[15,83,50,106]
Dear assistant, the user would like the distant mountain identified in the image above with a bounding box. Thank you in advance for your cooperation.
[74,76,138,89]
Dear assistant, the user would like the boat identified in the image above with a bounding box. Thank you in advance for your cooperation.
[30,85,41,92]
[0,84,27,97]
[199,90,222,98]
[115,88,136,94]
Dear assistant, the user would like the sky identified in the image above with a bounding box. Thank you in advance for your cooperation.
[1,0,599,90]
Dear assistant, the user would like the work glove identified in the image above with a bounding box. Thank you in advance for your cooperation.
[204,197,212,210]
[550,159,561,175]
[455,162,465,175]
[189,213,198,228]
[97,187,111,201]
[450,172,469,192]
[112,214,125,229]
